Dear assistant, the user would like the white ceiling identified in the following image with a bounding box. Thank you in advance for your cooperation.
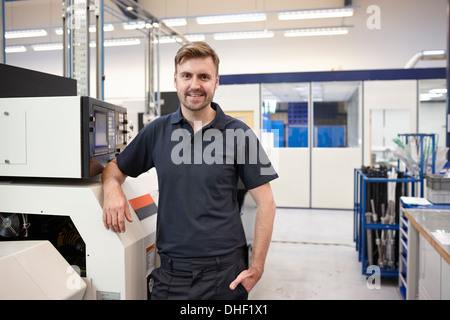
[3,0,351,45]
[3,0,447,103]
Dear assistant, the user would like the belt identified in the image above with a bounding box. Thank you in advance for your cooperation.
[160,248,244,272]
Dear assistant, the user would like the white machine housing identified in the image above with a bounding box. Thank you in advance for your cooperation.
[0,96,127,179]
[0,169,158,300]
[0,240,87,299]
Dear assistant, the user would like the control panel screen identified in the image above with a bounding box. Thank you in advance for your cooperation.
[94,110,108,148]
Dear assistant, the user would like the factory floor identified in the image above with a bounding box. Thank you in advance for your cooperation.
[249,208,402,300]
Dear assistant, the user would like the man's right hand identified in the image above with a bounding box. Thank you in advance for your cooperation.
[101,159,132,233]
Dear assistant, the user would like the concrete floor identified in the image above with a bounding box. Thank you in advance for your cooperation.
[249,208,402,300]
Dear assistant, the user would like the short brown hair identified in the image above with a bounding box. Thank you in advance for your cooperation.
[174,41,220,75]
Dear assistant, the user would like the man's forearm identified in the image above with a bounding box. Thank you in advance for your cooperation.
[250,198,276,275]
[102,159,126,190]
[102,159,131,232]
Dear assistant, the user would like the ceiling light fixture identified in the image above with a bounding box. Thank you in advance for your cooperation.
[5,45,27,53]
[122,21,152,30]
[278,8,354,20]
[185,34,206,42]
[5,29,47,39]
[284,27,349,37]
[32,43,64,51]
[89,24,115,33]
[155,37,176,44]
[161,18,187,27]
[155,34,205,44]
[214,30,274,40]
[196,13,266,25]
[89,38,141,47]
[55,24,115,35]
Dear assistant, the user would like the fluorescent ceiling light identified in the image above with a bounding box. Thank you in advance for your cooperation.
[32,43,64,51]
[429,88,447,94]
[279,8,354,20]
[123,21,151,30]
[5,45,27,53]
[422,50,446,57]
[197,13,266,25]
[55,24,114,35]
[89,24,115,33]
[214,30,274,40]
[156,36,176,44]
[420,93,443,99]
[104,38,141,47]
[185,34,206,42]
[5,29,47,39]
[154,34,204,44]
[155,35,185,44]
[89,38,141,47]
[284,27,349,37]
[161,18,187,27]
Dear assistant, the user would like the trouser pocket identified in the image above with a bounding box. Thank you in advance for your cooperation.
[216,259,248,300]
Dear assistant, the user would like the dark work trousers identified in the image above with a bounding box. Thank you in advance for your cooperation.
[149,248,249,300]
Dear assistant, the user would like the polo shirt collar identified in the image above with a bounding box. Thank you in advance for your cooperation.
[170,102,227,130]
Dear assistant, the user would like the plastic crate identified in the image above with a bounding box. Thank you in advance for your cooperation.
[426,174,450,191]
[426,186,450,204]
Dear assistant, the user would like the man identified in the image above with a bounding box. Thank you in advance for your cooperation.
[102,41,278,300]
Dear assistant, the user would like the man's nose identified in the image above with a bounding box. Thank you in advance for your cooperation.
[190,76,201,89]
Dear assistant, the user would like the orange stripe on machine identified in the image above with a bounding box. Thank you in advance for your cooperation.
[129,194,154,211]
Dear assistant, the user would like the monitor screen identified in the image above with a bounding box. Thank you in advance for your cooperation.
[94,110,108,148]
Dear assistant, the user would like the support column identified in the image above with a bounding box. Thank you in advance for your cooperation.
[0,0,5,64]
[94,0,104,100]
[447,0,450,153]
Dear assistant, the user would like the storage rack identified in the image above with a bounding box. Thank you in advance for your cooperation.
[354,168,421,277]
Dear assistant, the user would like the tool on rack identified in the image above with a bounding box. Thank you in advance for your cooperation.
[370,199,384,268]
[386,200,396,270]
[365,212,374,266]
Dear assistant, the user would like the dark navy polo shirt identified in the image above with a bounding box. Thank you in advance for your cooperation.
[117,102,278,258]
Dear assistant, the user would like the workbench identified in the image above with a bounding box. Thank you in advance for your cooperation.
[401,207,450,299]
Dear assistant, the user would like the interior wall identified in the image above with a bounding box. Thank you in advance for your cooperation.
[363,80,418,166]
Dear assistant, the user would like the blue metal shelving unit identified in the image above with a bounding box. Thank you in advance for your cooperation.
[354,168,421,277]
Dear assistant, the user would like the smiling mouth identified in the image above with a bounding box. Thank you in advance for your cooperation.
[186,91,205,98]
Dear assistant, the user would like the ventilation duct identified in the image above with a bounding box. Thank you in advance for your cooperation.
[404,50,446,68]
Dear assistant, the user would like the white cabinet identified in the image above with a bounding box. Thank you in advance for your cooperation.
[403,208,450,300]
[418,234,443,299]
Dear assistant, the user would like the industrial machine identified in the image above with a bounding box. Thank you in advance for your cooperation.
[0,95,158,300]
[0,169,158,300]
[0,96,128,178]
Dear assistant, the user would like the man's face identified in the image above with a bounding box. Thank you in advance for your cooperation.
[174,56,219,112]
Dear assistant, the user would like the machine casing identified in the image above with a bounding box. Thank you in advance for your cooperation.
[0,96,127,179]
[0,170,158,300]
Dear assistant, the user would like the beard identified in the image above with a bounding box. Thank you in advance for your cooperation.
[178,89,214,112]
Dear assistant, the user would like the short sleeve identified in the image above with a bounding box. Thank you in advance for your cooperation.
[236,128,278,190]
[116,123,154,177]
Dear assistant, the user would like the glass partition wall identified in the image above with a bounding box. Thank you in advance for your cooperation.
[257,75,445,209]
[262,81,362,209]
[312,82,360,148]
[418,79,447,148]
[262,81,361,149]
[262,82,310,148]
